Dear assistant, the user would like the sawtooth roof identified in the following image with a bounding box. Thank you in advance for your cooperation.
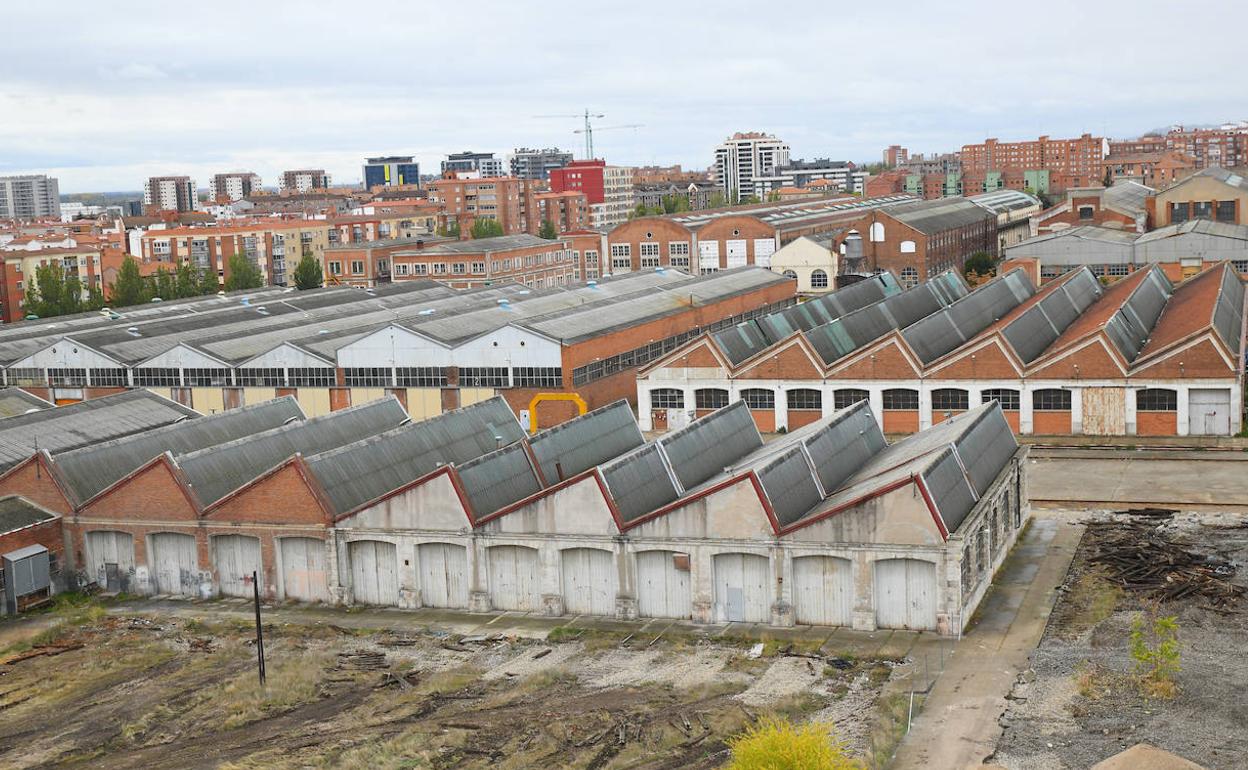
[0,387,51,418]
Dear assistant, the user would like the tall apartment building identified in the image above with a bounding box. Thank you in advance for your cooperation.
[712,132,790,201]
[0,175,61,220]
[1163,126,1248,169]
[441,151,505,177]
[883,145,909,167]
[633,165,710,185]
[534,191,590,233]
[211,172,261,202]
[509,147,573,180]
[425,176,541,236]
[363,156,420,189]
[548,160,633,229]
[143,176,197,213]
[960,134,1108,192]
[280,169,331,193]
[753,159,866,197]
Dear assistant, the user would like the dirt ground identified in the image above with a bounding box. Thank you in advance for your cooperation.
[0,604,903,769]
[990,511,1248,770]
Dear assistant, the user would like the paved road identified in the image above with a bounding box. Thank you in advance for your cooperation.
[890,513,1084,770]
[1028,451,1248,509]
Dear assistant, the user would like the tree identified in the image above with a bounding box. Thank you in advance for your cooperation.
[661,194,689,214]
[469,218,505,239]
[152,268,176,301]
[437,222,461,239]
[110,255,149,308]
[198,265,221,295]
[22,262,95,319]
[174,262,200,298]
[293,252,324,290]
[708,191,728,209]
[727,718,861,770]
[738,194,760,206]
[963,250,996,279]
[538,219,559,240]
[85,284,106,311]
[224,252,264,292]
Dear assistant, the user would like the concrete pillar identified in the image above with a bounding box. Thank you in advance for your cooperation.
[821,383,836,418]
[468,535,491,612]
[1176,385,1190,436]
[328,530,351,606]
[398,536,418,610]
[540,542,563,616]
[770,545,794,627]
[918,385,933,430]
[1126,386,1139,435]
[637,386,653,431]
[1019,387,1034,434]
[616,539,638,620]
[774,386,788,432]
[1070,387,1083,434]
[691,546,714,624]
[852,553,876,632]
[868,389,885,431]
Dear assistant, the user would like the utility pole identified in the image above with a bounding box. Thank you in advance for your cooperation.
[252,569,266,686]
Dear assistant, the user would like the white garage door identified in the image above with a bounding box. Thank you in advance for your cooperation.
[418,542,469,608]
[698,241,720,271]
[212,535,262,598]
[874,559,937,631]
[1189,388,1231,436]
[86,531,134,592]
[792,555,853,626]
[349,540,400,606]
[753,238,776,267]
[279,537,329,603]
[714,553,770,623]
[636,550,691,619]
[149,532,199,596]
[561,548,616,616]
[488,545,541,611]
[726,239,748,268]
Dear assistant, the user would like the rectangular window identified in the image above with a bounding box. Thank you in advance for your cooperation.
[47,368,87,387]
[1170,202,1188,223]
[650,388,684,409]
[183,368,231,386]
[609,244,630,258]
[395,367,447,387]
[343,367,393,387]
[584,250,599,265]
[328,261,342,275]
[452,262,467,274]
[1107,263,1129,276]
[471,262,485,274]
[288,368,336,387]
[89,368,128,387]
[833,389,869,409]
[882,389,919,410]
[740,388,775,410]
[1217,200,1236,223]
[433,263,447,275]
[394,263,410,276]
[351,260,365,275]
[1136,388,1177,411]
[412,263,428,275]
[786,389,822,411]
[981,388,1020,410]
[133,368,181,386]
[695,389,730,410]
[1192,201,1213,220]
[1032,389,1072,411]
[669,242,690,257]
[237,368,285,386]
[460,367,509,387]
[511,367,563,387]
[931,388,969,411]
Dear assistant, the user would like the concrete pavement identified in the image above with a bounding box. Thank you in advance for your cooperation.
[889,513,1083,770]
[1029,452,1248,509]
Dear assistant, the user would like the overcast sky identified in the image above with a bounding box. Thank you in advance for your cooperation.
[3,0,1245,193]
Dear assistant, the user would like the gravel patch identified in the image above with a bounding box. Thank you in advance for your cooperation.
[734,656,820,706]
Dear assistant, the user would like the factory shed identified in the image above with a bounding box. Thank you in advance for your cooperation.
[0,387,51,417]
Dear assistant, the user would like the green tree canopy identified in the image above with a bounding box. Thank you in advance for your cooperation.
[538,219,559,240]
[469,218,505,239]
[224,253,264,292]
[293,252,324,290]
[437,222,461,239]
[109,255,149,308]
[963,250,997,278]
[21,262,102,319]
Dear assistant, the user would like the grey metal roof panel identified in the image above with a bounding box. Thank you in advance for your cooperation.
[53,397,305,505]
[756,445,823,526]
[600,443,680,523]
[920,447,979,534]
[306,396,524,516]
[456,442,542,517]
[1212,265,1245,355]
[951,405,1018,498]
[1106,268,1172,361]
[886,197,995,234]
[0,390,200,472]
[528,400,644,484]
[0,387,51,418]
[802,401,888,493]
[1001,269,1104,364]
[712,322,772,366]
[902,270,1035,364]
[400,233,552,255]
[177,397,408,506]
[851,402,999,483]
[658,401,763,491]
[0,495,57,535]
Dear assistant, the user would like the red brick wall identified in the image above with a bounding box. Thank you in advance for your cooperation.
[1137,412,1178,436]
[883,411,919,434]
[0,518,63,568]
[78,460,199,523]
[0,458,73,515]
[1032,411,1072,434]
[206,462,329,525]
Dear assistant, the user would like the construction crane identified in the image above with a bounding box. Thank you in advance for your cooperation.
[533,109,644,159]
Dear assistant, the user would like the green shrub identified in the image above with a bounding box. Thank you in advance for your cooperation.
[1130,606,1180,698]
[727,717,862,770]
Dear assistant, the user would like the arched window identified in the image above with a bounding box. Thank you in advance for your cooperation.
[695,388,729,410]
[981,388,1020,411]
[810,269,829,289]
[1032,389,1072,411]
[869,221,885,242]
[740,388,775,410]
[1136,388,1177,411]
[650,388,684,409]
[882,388,919,411]
[900,240,917,254]
[782,269,798,280]
[931,388,969,411]
[900,266,919,288]
[786,389,822,411]
[833,389,869,409]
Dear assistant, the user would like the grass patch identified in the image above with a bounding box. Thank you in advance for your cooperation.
[1073,660,1116,700]
[1060,567,1123,638]
[544,626,582,643]
[197,648,334,729]
[864,691,915,770]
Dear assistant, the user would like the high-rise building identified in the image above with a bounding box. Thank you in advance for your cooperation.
[280,169,332,194]
[960,134,1108,192]
[211,172,261,202]
[752,159,865,197]
[883,145,909,167]
[143,175,197,213]
[0,174,61,220]
[1162,125,1248,170]
[712,132,790,201]
[509,147,574,180]
[548,160,635,229]
[363,156,420,189]
[441,151,505,177]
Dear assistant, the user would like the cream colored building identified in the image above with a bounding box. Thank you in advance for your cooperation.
[1151,166,1248,228]
[769,234,838,293]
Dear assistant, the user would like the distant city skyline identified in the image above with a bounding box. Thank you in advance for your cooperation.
[3,1,1246,193]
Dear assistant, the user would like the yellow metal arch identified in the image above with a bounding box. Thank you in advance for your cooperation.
[528,392,588,434]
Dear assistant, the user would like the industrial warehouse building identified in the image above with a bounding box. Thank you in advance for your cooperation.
[0,391,1028,636]
[638,261,1246,437]
[0,268,792,430]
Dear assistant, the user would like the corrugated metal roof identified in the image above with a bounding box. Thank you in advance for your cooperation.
[456,442,542,517]
[600,443,680,523]
[920,448,979,533]
[658,401,763,491]
[0,495,57,535]
[1136,218,1248,244]
[885,197,995,235]
[951,405,1019,499]
[1212,264,1245,355]
[0,391,199,472]
[802,401,888,494]
[53,397,305,505]
[969,189,1041,214]
[0,387,51,418]
[1001,268,1104,363]
[306,396,524,515]
[1104,267,1172,361]
[528,400,644,484]
[902,269,1036,364]
[756,445,823,526]
[177,397,408,506]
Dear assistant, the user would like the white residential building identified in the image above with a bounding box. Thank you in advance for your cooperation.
[591,165,635,229]
[143,176,197,212]
[713,133,790,201]
[211,172,261,202]
[0,175,61,220]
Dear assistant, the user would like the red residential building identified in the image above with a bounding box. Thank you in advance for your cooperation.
[425,176,541,237]
[389,234,578,290]
[534,191,590,233]
[549,160,606,205]
[960,133,1109,191]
